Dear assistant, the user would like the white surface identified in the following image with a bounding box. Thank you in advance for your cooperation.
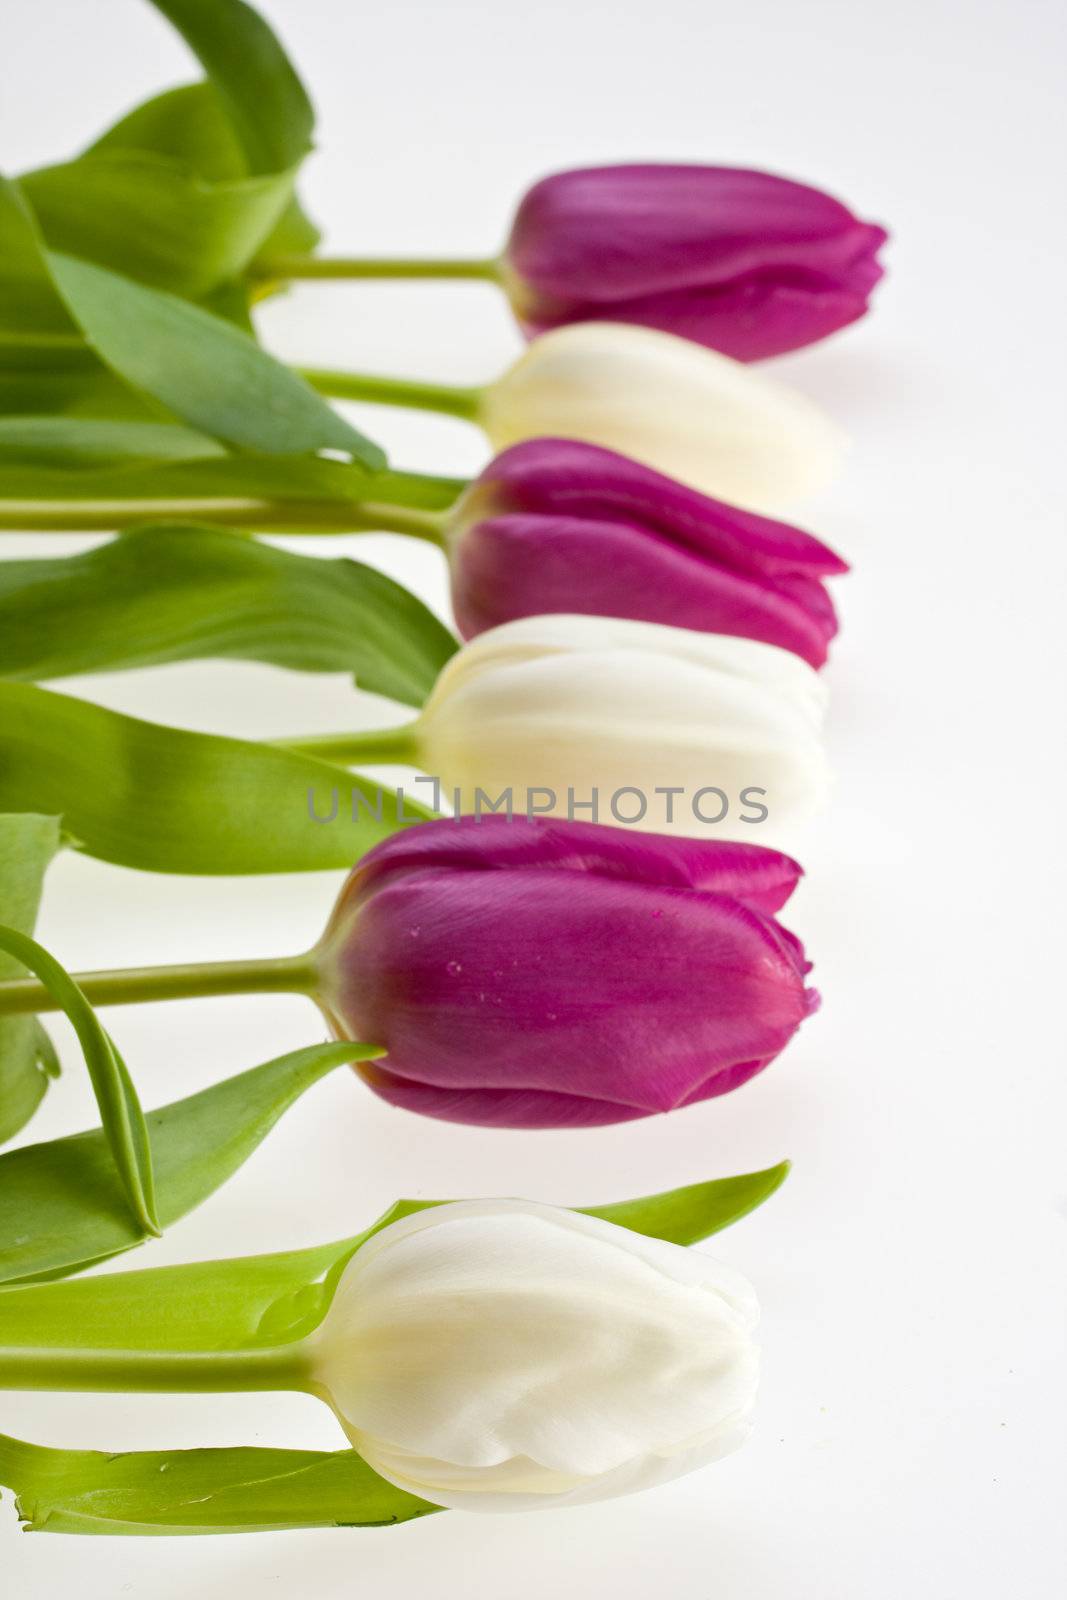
[2,0,1066,1595]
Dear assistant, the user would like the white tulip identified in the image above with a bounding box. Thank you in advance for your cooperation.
[311,1199,759,1512]
[478,322,844,513]
[413,613,829,843]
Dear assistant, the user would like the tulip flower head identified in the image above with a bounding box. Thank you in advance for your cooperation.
[504,163,887,361]
[407,613,829,844]
[449,438,848,665]
[478,321,843,514]
[316,815,818,1127]
[312,1198,760,1510]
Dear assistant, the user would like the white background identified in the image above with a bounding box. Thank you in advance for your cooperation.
[2,0,1065,1595]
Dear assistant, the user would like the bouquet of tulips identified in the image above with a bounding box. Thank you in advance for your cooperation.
[0,0,886,1537]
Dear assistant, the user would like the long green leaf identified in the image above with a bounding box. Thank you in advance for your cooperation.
[91,82,248,178]
[0,417,225,467]
[0,179,76,345]
[0,1042,379,1287]
[0,1167,789,1359]
[88,81,320,269]
[0,1434,435,1535]
[0,523,457,708]
[0,177,164,425]
[46,252,385,467]
[146,0,315,174]
[0,815,62,1142]
[0,682,429,875]
[0,928,158,1241]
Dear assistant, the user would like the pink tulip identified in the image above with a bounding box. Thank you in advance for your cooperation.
[448,439,847,667]
[317,816,818,1128]
[504,164,887,360]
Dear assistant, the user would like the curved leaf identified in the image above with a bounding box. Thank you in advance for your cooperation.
[586,1161,791,1243]
[0,417,225,467]
[0,523,457,707]
[146,0,315,174]
[0,814,62,1142]
[91,82,247,178]
[21,152,297,298]
[0,1041,379,1286]
[0,927,158,1240]
[0,682,431,875]
[0,1434,434,1535]
[0,179,76,345]
[46,252,385,466]
[89,81,320,267]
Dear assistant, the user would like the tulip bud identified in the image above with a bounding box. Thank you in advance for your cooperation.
[504,163,887,361]
[479,322,843,514]
[448,438,847,666]
[409,613,828,844]
[315,814,817,1127]
[311,1197,760,1510]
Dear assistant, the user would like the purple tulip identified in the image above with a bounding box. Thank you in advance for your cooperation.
[448,439,848,668]
[503,164,887,361]
[316,816,818,1129]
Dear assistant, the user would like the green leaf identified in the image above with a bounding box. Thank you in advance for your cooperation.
[0,361,160,425]
[0,523,456,708]
[0,682,430,875]
[255,193,320,265]
[0,1041,379,1287]
[0,814,62,1143]
[0,1167,789,1360]
[45,252,385,467]
[146,0,315,175]
[0,1434,435,1535]
[0,180,121,417]
[583,1161,792,1244]
[0,927,158,1241]
[88,81,321,271]
[0,177,183,422]
[91,82,248,178]
[21,152,298,299]
[0,418,225,467]
[0,179,76,346]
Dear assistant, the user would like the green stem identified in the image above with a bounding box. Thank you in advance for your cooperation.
[0,952,317,1019]
[301,367,484,424]
[272,721,421,767]
[0,1342,311,1395]
[0,496,449,543]
[254,253,502,285]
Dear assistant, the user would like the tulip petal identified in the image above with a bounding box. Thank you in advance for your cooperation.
[465,439,849,577]
[348,814,803,907]
[452,512,840,666]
